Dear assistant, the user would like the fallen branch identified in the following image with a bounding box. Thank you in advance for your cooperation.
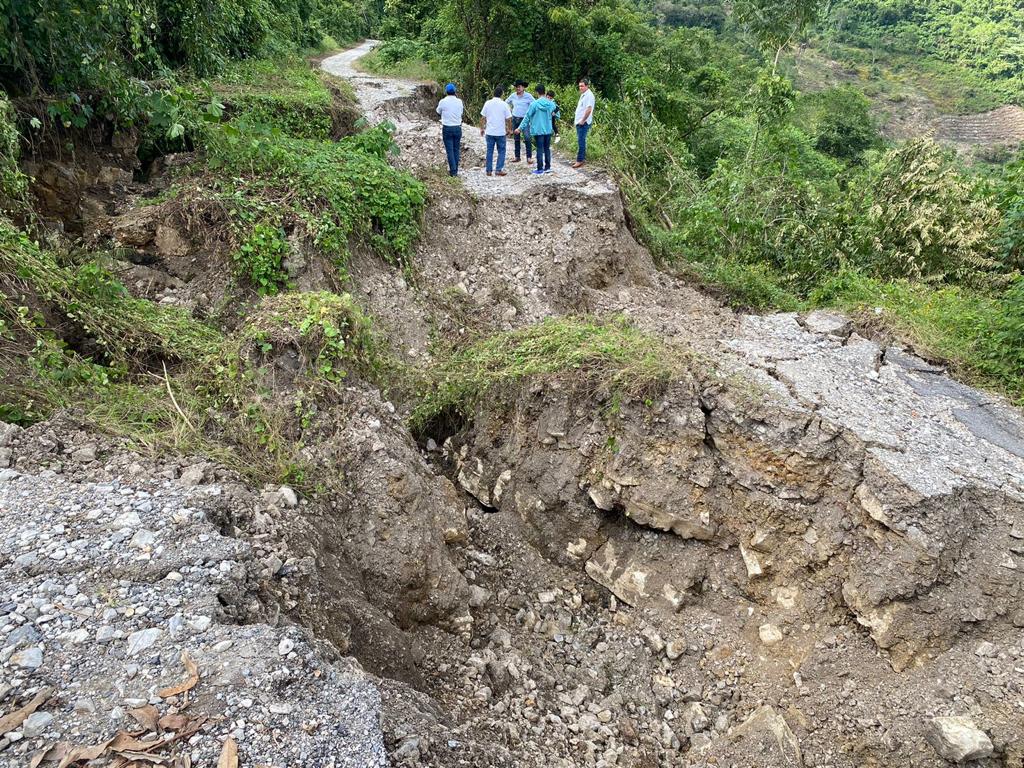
[162,361,196,432]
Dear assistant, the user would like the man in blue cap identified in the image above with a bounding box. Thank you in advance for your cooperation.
[436,83,464,176]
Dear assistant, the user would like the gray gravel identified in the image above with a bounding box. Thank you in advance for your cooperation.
[0,467,388,767]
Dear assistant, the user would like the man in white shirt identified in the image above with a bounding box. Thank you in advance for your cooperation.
[480,86,512,177]
[436,83,464,177]
[572,78,596,169]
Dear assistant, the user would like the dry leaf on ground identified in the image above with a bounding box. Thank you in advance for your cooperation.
[29,741,70,768]
[108,730,164,752]
[158,714,189,731]
[158,651,200,699]
[0,687,53,735]
[217,736,239,768]
[128,705,161,733]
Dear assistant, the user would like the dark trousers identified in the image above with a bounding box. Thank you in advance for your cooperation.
[534,133,551,171]
[485,134,507,173]
[511,116,532,160]
[576,123,591,162]
[442,125,462,176]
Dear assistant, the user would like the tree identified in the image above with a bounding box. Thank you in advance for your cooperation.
[844,139,1002,284]
[808,86,880,162]
[732,0,821,71]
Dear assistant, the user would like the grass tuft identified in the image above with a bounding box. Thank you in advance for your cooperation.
[411,317,687,430]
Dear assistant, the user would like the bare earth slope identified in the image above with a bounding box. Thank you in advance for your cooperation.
[2,40,1023,768]
[322,41,1024,767]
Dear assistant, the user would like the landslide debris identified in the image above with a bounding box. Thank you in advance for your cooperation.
[1,40,1022,768]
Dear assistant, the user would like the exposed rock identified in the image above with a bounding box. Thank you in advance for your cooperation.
[154,224,190,258]
[701,706,802,766]
[759,623,784,646]
[926,717,994,763]
[22,711,55,738]
[126,628,163,656]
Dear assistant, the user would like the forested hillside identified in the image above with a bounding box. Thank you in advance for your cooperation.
[650,0,1024,106]
[825,0,1024,103]
[370,0,1024,397]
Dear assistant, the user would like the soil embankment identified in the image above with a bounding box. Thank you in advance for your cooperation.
[1,40,1022,768]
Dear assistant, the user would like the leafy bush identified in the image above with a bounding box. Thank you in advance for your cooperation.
[207,119,426,263]
[234,223,291,295]
[994,154,1024,272]
[242,291,383,383]
[801,85,880,162]
[215,59,334,140]
[0,95,27,208]
[376,38,425,66]
[0,218,221,422]
[0,0,374,132]
[842,139,1004,284]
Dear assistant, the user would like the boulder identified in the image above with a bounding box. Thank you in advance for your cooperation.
[926,717,993,763]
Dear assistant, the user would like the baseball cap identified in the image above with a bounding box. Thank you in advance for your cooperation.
[445,83,456,94]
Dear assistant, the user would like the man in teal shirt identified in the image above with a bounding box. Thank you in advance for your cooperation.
[506,80,534,164]
[513,85,558,175]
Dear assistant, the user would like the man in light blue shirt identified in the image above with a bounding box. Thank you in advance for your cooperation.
[506,80,534,164]
[436,83,464,176]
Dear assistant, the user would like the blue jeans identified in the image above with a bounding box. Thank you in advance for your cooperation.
[533,133,551,171]
[442,125,462,176]
[485,134,507,173]
[576,123,591,162]
[511,117,532,159]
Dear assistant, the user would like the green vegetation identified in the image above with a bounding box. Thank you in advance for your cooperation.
[242,291,385,385]
[411,317,684,429]
[234,223,292,295]
[0,0,373,117]
[208,119,426,265]
[359,39,441,81]
[215,59,337,140]
[379,0,1024,399]
[0,213,392,483]
[0,218,221,424]
[822,0,1024,108]
[0,0,428,484]
[0,94,26,207]
[3,0,1024,496]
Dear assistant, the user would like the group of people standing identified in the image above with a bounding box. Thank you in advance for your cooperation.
[435,78,595,178]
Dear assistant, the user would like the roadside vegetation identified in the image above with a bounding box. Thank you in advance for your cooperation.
[0,0,426,488]
[377,0,1024,400]
[2,0,1024,495]
[358,41,442,82]
[410,317,685,431]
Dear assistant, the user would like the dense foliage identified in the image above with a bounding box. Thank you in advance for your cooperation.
[380,0,1024,395]
[0,0,375,129]
[2,0,1024,433]
[825,0,1024,101]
